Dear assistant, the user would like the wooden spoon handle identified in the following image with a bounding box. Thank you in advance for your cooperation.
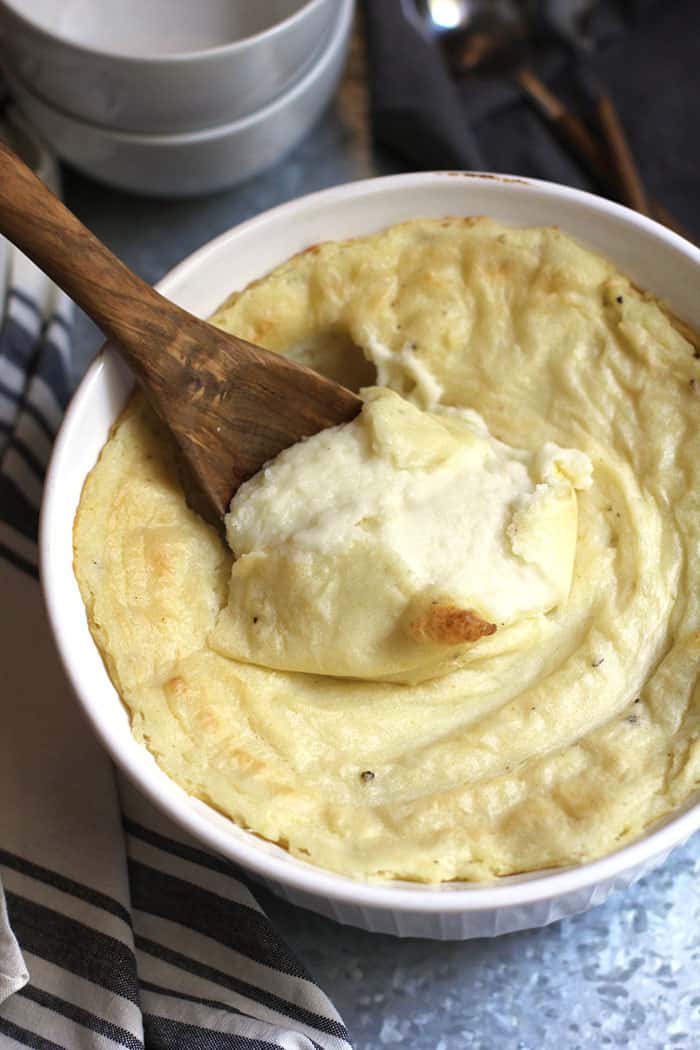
[0,140,183,380]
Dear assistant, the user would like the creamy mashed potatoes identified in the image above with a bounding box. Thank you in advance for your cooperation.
[74,219,700,882]
[214,387,592,683]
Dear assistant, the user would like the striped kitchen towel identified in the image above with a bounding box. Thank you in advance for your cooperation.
[0,168,354,1050]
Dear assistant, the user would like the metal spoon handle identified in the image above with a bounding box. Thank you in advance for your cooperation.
[515,66,609,177]
[595,93,650,216]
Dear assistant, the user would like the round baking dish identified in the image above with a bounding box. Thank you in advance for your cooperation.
[40,173,700,939]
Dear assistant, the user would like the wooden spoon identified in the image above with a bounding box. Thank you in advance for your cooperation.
[0,141,361,519]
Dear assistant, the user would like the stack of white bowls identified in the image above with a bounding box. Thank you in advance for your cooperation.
[0,0,353,196]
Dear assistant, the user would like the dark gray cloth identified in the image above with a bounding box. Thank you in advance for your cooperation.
[362,0,700,238]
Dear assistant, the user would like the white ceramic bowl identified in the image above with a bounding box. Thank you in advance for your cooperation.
[41,173,700,940]
[1,0,352,198]
[0,0,340,133]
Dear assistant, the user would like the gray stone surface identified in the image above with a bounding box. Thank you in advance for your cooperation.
[256,842,700,1050]
[61,98,700,1050]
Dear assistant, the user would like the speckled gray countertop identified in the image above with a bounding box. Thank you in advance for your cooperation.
[61,93,700,1050]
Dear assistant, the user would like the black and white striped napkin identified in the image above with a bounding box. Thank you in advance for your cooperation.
[0,133,354,1050]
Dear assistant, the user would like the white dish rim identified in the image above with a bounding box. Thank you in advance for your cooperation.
[40,170,700,918]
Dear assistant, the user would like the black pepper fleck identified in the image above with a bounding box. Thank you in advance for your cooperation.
[626,714,640,725]
[252,617,258,624]
[592,657,605,668]
[616,295,624,304]
[694,349,700,359]
[360,770,375,783]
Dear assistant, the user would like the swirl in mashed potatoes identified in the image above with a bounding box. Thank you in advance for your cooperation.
[74,219,700,882]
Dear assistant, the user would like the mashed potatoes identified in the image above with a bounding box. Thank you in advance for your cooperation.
[74,218,700,882]
[214,387,592,683]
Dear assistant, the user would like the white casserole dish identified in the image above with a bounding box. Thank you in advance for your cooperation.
[40,172,700,939]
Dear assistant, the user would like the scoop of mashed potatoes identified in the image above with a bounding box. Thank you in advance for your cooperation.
[213,387,592,683]
[74,218,700,883]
